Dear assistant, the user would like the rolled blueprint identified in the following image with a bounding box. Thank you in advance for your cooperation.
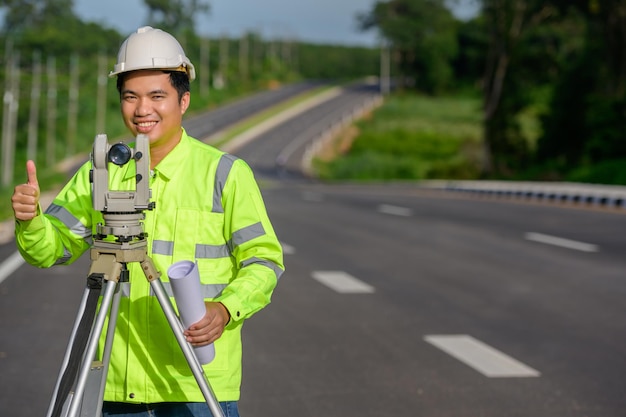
[167,260,215,364]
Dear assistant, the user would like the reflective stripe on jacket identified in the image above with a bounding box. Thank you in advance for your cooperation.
[15,129,284,402]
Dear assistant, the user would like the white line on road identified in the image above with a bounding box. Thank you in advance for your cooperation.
[0,251,25,285]
[281,242,296,255]
[377,204,412,217]
[221,88,343,153]
[311,271,375,294]
[524,232,599,253]
[424,334,541,378]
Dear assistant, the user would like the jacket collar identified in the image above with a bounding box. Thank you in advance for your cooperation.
[121,128,190,182]
[152,128,190,181]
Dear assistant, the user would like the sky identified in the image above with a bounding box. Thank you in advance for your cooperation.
[74,0,480,47]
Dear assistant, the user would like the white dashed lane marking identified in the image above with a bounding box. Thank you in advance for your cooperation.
[377,204,412,217]
[280,242,295,255]
[425,334,541,378]
[524,232,599,253]
[0,251,25,285]
[311,271,375,294]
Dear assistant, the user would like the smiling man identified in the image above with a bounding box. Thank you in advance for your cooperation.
[11,26,284,417]
[119,69,189,167]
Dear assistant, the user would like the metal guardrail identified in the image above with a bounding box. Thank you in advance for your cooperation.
[291,84,626,212]
[419,180,626,209]
[301,89,384,176]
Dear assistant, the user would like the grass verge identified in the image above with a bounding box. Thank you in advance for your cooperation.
[313,93,484,181]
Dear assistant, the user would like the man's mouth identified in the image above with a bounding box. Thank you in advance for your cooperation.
[136,121,157,132]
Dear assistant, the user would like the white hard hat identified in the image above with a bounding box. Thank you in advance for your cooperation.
[109,26,195,81]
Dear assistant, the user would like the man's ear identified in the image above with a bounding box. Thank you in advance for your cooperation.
[181,91,191,114]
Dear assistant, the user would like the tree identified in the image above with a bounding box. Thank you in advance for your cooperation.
[451,16,489,88]
[143,0,210,34]
[479,0,571,175]
[477,0,626,181]
[358,0,459,94]
[537,0,626,173]
[1,0,76,34]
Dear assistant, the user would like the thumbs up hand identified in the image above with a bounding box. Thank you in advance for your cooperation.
[12,160,41,221]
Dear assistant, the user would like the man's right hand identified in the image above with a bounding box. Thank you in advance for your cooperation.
[12,160,41,221]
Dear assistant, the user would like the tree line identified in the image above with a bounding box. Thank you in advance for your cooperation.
[1,0,625,187]
[359,0,626,184]
[0,0,380,188]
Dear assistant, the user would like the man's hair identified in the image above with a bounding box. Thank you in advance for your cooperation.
[116,70,190,102]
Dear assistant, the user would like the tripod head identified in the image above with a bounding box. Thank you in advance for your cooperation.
[90,134,154,242]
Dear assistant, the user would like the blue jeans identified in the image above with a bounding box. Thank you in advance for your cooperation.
[102,401,239,417]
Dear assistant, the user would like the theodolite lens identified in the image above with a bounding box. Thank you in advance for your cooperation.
[108,143,132,166]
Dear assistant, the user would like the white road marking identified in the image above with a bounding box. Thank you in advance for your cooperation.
[281,242,296,255]
[311,271,375,294]
[424,334,541,378]
[377,204,412,217]
[220,88,343,153]
[524,232,599,253]
[0,251,25,285]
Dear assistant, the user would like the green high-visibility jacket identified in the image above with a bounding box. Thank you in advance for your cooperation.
[15,129,284,403]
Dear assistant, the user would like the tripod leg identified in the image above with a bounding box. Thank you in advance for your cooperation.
[64,278,119,417]
[143,259,225,417]
[80,277,124,417]
[46,279,101,417]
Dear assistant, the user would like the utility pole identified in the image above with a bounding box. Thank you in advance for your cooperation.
[216,34,229,89]
[281,37,290,71]
[252,29,263,78]
[239,34,249,82]
[380,41,391,95]
[2,40,20,187]
[200,37,210,98]
[67,54,79,157]
[46,55,57,168]
[96,52,107,135]
[269,40,278,74]
[27,50,42,162]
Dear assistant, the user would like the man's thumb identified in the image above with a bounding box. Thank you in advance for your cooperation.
[26,160,39,188]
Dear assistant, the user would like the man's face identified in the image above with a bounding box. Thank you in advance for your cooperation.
[120,70,190,149]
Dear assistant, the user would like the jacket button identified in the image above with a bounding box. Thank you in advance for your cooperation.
[129,393,135,399]
[236,311,240,317]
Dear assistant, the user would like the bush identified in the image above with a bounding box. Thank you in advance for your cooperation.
[567,159,626,185]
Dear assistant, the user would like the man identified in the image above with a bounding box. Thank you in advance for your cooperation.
[11,26,284,417]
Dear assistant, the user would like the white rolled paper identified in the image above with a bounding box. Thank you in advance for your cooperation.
[167,260,215,364]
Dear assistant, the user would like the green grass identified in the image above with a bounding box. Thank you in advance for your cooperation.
[314,93,485,181]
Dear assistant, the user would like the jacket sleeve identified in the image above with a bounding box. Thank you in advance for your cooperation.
[214,158,284,322]
[14,164,94,268]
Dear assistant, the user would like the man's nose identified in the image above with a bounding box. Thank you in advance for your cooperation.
[135,97,151,116]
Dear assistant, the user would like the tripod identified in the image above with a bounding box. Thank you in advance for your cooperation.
[46,232,225,417]
[46,134,225,417]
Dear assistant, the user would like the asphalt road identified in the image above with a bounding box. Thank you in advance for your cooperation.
[183,81,325,141]
[1,83,625,416]
[245,183,626,417]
